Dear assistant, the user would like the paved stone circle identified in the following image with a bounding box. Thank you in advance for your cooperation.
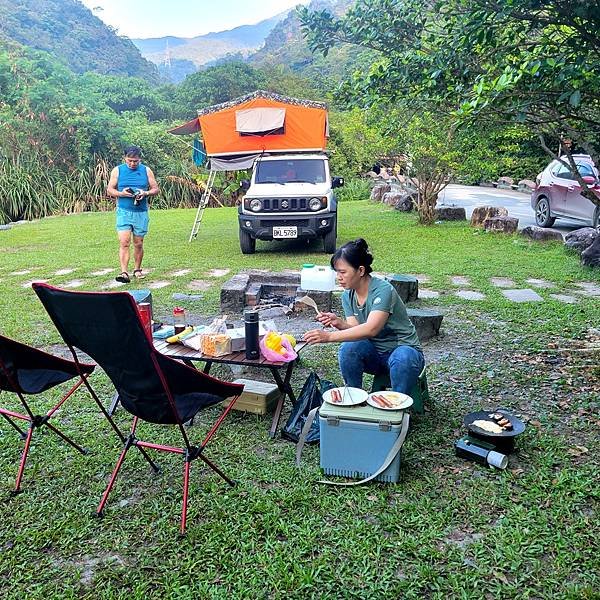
[502,288,544,302]
[526,278,555,289]
[54,268,75,276]
[11,269,32,276]
[188,280,213,291]
[490,277,515,288]
[63,280,85,288]
[451,276,471,286]
[91,268,115,276]
[170,269,192,277]
[549,294,578,304]
[147,281,172,289]
[419,289,440,299]
[208,269,231,277]
[573,282,600,296]
[455,290,485,300]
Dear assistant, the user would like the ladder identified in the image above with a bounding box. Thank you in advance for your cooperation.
[188,168,216,242]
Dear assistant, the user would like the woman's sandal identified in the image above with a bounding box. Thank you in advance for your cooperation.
[115,272,130,283]
[133,269,145,279]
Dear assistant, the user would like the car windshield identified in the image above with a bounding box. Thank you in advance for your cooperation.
[255,159,326,184]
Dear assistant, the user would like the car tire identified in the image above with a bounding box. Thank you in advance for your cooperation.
[239,228,256,254]
[535,197,556,228]
[323,220,337,253]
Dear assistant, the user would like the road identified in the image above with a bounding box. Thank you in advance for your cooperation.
[437,184,583,235]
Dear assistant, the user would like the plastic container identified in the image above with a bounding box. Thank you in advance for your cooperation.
[244,309,260,360]
[300,264,336,291]
[173,306,186,334]
[319,402,406,483]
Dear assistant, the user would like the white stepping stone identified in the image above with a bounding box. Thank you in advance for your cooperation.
[456,290,485,300]
[54,268,75,276]
[549,294,578,304]
[63,279,85,288]
[147,281,172,289]
[188,280,212,291]
[103,280,127,289]
[91,268,115,276]
[490,277,515,288]
[573,282,600,296]
[22,279,48,288]
[502,288,544,302]
[170,269,192,277]
[208,269,231,277]
[451,276,471,286]
[419,289,440,299]
[409,273,430,283]
[11,269,31,276]
[526,278,555,289]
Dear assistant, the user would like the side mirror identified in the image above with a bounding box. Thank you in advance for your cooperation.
[332,177,344,189]
[240,179,250,191]
[581,175,597,186]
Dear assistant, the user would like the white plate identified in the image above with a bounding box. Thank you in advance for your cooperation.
[272,226,297,239]
[367,391,413,410]
[323,386,368,406]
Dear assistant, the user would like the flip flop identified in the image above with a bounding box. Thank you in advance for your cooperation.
[133,269,145,279]
[115,272,130,283]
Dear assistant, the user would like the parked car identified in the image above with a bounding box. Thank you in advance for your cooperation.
[531,154,600,227]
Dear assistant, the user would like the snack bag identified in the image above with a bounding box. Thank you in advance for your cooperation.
[260,331,297,362]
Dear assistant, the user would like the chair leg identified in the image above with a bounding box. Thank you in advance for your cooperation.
[45,421,88,455]
[1,411,27,439]
[199,453,235,487]
[13,425,34,494]
[181,459,191,536]
[97,440,132,516]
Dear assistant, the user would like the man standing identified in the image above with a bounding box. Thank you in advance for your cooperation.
[107,146,159,283]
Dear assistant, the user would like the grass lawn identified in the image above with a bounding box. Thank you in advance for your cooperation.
[0,202,598,599]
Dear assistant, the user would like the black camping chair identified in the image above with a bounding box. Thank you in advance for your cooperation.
[0,334,95,493]
[33,283,243,534]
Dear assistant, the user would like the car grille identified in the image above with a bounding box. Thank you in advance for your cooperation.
[260,198,310,212]
[261,219,310,227]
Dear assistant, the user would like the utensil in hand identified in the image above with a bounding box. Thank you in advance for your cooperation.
[297,295,321,316]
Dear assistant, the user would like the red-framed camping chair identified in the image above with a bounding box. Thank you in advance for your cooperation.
[0,334,95,493]
[33,283,243,534]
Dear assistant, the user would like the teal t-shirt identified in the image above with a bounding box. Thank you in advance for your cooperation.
[341,276,421,353]
[117,163,149,212]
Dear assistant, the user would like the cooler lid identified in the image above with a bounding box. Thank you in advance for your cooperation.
[319,401,405,424]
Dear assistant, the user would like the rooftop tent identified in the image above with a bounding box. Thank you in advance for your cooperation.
[169,91,329,160]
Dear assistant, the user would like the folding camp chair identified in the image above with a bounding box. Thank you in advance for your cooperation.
[33,283,243,534]
[0,334,95,493]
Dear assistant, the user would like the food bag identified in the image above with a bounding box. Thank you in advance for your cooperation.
[259,331,297,363]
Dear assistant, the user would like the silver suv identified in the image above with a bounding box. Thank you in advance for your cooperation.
[531,154,600,227]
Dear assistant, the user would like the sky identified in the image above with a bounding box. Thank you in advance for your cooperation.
[80,0,311,39]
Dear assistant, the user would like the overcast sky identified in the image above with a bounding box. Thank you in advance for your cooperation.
[80,0,310,39]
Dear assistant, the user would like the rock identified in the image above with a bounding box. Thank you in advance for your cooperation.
[435,206,466,221]
[581,235,600,267]
[471,205,509,227]
[0,224,11,231]
[407,308,443,341]
[520,226,563,242]
[393,193,414,212]
[564,227,598,254]
[370,184,391,202]
[386,274,418,303]
[517,179,536,193]
[366,171,379,179]
[483,216,519,233]
[497,176,514,189]
[172,293,203,301]
[382,192,402,206]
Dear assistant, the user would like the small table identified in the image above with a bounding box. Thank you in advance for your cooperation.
[153,339,307,438]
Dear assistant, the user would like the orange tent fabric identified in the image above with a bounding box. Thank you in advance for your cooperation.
[170,91,328,157]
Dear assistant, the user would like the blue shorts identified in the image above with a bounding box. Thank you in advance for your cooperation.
[116,208,149,237]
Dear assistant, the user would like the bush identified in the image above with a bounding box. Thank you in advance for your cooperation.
[336,178,372,202]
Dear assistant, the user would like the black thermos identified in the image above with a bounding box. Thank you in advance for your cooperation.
[244,309,260,360]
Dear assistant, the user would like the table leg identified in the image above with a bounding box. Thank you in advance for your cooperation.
[203,361,213,374]
[269,362,297,438]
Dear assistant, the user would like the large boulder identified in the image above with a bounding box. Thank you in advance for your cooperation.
[517,179,536,193]
[483,215,519,233]
[382,191,403,207]
[520,226,564,242]
[393,193,414,212]
[497,176,514,189]
[564,227,598,254]
[370,183,391,202]
[471,205,509,227]
[435,205,466,221]
[581,235,600,267]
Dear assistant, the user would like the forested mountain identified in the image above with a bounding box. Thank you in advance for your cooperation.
[0,0,157,80]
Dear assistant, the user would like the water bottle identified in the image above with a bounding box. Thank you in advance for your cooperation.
[454,436,508,469]
[244,309,260,360]
[173,306,186,334]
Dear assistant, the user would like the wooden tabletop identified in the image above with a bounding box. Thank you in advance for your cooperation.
[154,339,308,367]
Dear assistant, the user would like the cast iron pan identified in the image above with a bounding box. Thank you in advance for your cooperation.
[464,409,526,438]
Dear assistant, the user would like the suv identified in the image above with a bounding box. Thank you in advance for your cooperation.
[238,153,343,254]
[531,154,600,227]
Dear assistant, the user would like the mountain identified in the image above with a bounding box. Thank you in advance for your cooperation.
[0,0,157,80]
[132,11,290,82]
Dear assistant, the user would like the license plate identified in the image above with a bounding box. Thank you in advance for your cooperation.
[272,226,297,239]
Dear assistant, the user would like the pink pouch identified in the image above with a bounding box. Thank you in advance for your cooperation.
[259,333,298,362]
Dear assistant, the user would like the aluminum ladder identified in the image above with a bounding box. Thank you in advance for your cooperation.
[188,168,216,242]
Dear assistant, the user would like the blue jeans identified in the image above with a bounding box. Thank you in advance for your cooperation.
[339,340,425,394]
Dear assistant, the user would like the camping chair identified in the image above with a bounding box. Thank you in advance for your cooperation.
[33,283,243,534]
[0,333,95,493]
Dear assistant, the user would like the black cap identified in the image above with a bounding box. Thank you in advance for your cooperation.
[244,309,259,322]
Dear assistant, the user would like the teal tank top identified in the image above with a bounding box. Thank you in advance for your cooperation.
[117,163,149,212]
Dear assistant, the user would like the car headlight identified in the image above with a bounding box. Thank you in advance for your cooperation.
[249,198,262,212]
[309,197,322,211]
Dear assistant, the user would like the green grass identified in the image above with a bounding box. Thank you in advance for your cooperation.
[0,203,598,599]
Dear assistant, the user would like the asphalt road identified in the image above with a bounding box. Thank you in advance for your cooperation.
[437,184,584,235]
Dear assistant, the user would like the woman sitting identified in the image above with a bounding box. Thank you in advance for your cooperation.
[303,238,424,394]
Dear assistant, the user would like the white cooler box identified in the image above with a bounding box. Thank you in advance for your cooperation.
[319,402,409,483]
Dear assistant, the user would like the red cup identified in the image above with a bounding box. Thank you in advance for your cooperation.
[138,302,153,341]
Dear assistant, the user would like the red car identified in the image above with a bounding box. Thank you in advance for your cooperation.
[531,154,600,227]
